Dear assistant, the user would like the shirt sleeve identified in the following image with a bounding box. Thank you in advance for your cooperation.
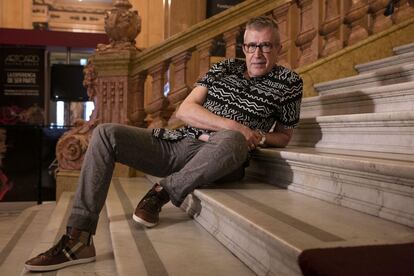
[193,59,230,89]
[276,72,303,129]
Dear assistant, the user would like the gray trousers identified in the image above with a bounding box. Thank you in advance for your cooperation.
[67,123,249,234]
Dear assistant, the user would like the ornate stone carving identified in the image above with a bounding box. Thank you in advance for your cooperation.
[344,0,369,46]
[56,119,99,170]
[319,0,342,57]
[98,0,141,52]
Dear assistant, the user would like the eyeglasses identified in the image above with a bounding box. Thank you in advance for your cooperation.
[243,43,274,53]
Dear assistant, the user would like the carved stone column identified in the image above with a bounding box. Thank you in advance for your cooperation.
[56,0,142,170]
[295,0,318,67]
[223,27,241,58]
[273,3,292,67]
[344,0,369,46]
[128,73,147,128]
[319,0,342,57]
[145,62,171,128]
[369,0,392,34]
[392,0,414,23]
[167,51,192,129]
[197,39,215,79]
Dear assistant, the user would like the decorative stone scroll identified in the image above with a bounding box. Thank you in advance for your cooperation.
[56,119,99,170]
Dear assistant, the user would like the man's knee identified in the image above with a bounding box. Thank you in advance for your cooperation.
[211,130,248,161]
[91,123,120,145]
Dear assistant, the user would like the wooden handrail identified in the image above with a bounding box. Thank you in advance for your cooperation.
[130,0,292,73]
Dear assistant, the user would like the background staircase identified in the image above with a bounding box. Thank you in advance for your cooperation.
[1,42,414,276]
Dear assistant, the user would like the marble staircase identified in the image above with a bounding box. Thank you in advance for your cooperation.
[247,42,414,229]
[1,42,413,276]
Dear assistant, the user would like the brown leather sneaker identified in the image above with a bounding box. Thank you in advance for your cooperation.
[25,229,95,271]
[133,183,170,227]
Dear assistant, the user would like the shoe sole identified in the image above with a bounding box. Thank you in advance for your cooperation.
[132,213,158,228]
[25,256,96,271]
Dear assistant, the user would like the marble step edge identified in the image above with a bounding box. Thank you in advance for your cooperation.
[394,42,414,55]
[106,178,255,276]
[181,182,414,276]
[292,111,414,155]
[355,50,414,73]
[314,63,414,95]
[299,110,414,124]
[300,81,414,118]
[105,182,148,276]
[248,148,414,227]
[180,191,302,276]
[251,147,414,183]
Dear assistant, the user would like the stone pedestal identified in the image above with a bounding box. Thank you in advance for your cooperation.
[55,163,142,201]
[56,169,80,202]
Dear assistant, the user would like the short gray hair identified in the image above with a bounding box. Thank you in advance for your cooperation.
[245,16,280,46]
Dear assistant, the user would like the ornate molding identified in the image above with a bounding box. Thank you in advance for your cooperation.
[56,119,100,170]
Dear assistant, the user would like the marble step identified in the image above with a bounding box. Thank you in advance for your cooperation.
[355,50,414,73]
[300,81,414,118]
[179,180,414,276]
[22,192,117,275]
[106,177,254,276]
[0,202,54,276]
[291,111,414,155]
[247,147,414,228]
[315,63,414,95]
[394,42,414,55]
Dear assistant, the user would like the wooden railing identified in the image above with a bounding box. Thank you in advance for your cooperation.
[56,0,414,170]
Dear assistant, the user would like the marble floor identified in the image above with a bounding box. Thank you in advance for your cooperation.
[0,177,255,276]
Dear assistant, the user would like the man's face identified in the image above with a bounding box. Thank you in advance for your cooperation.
[243,27,281,78]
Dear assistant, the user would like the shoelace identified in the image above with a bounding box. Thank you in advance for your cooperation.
[44,235,70,256]
[142,196,162,212]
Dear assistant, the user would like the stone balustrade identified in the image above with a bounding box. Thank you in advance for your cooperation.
[56,0,414,170]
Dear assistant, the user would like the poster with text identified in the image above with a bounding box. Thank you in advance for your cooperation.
[0,46,46,126]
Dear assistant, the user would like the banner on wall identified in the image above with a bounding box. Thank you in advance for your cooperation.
[0,46,46,126]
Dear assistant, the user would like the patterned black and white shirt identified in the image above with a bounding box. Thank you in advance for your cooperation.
[153,58,303,140]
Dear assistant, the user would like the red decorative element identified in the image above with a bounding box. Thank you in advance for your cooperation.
[0,28,109,48]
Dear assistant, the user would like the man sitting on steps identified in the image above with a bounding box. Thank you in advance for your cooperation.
[25,15,303,272]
